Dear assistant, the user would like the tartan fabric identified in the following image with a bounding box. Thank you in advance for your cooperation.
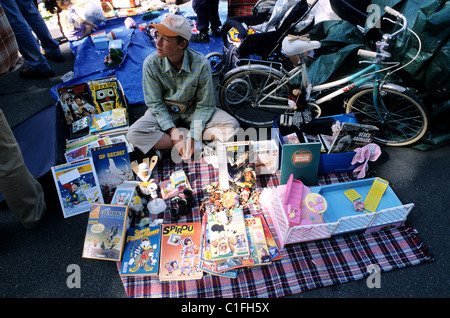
[227,0,258,17]
[118,159,433,298]
[0,4,22,76]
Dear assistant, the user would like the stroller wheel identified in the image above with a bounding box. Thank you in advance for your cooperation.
[206,52,224,76]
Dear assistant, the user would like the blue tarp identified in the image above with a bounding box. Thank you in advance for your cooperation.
[51,3,228,106]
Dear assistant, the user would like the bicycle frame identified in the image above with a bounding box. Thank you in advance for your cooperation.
[255,58,379,110]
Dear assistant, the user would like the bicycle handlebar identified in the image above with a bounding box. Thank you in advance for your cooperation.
[384,6,401,18]
[383,6,407,39]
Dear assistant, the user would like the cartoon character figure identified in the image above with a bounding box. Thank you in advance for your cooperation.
[129,195,145,217]
[210,223,238,257]
[63,182,81,206]
[95,87,118,112]
[128,238,157,272]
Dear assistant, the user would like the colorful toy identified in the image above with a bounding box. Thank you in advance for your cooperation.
[283,174,304,226]
[131,155,158,182]
[344,189,365,212]
[304,193,327,222]
[364,178,389,212]
[352,143,382,179]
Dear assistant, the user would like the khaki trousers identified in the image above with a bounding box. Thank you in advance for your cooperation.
[0,109,46,229]
[126,107,240,155]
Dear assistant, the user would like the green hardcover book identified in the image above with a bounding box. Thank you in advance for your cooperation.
[280,142,321,186]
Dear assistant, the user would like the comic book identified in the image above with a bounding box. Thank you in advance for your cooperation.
[244,216,272,266]
[64,136,111,163]
[89,108,128,134]
[208,207,250,261]
[51,158,104,218]
[82,203,130,261]
[120,226,161,276]
[199,215,238,278]
[159,222,203,281]
[252,213,282,261]
[88,75,127,113]
[57,82,97,125]
[90,142,134,204]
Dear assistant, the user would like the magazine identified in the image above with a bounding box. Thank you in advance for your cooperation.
[51,158,104,218]
[328,122,379,153]
[120,226,161,276]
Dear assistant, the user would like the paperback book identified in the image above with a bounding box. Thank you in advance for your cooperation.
[88,75,128,113]
[89,108,128,134]
[244,216,272,266]
[57,82,97,125]
[51,158,104,218]
[120,226,161,276]
[208,207,250,261]
[82,203,130,261]
[90,142,134,203]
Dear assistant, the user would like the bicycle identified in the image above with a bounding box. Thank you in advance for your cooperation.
[217,6,429,146]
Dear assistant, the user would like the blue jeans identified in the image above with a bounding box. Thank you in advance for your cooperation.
[0,0,61,72]
[192,0,221,33]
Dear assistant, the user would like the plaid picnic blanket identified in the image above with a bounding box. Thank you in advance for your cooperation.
[117,159,433,298]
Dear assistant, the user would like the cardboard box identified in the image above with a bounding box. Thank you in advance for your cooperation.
[90,31,108,50]
[273,114,359,176]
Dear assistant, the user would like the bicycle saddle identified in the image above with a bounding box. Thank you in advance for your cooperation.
[281,36,321,56]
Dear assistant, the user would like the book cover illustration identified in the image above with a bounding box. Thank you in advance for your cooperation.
[244,216,272,266]
[110,181,137,206]
[57,82,97,124]
[51,158,104,218]
[159,222,203,281]
[199,215,238,278]
[90,142,134,203]
[88,76,127,113]
[208,207,250,261]
[71,115,92,134]
[120,226,161,276]
[328,122,379,154]
[218,141,257,189]
[89,108,128,134]
[253,213,282,261]
[82,203,129,261]
[280,142,321,186]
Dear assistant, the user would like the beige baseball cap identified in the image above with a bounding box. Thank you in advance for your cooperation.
[149,14,192,41]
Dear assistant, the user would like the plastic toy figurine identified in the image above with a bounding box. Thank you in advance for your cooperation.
[344,189,365,212]
[129,195,145,217]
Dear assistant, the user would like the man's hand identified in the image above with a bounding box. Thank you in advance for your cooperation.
[169,127,194,160]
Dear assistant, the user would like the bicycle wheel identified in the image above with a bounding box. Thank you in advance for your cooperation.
[345,87,428,146]
[219,69,290,127]
[206,52,224,76]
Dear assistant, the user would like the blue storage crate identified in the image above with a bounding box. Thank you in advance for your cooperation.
[273,113,359,175]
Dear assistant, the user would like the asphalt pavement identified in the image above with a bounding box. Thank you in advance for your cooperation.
[0,2,449,303]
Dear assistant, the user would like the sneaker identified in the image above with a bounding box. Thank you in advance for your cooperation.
[191,31,209,44]
[19,66,54,79]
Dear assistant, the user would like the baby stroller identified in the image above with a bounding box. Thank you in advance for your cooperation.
[207,0,315,76]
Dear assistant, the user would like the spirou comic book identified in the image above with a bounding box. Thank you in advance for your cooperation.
[159,222,203,281]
